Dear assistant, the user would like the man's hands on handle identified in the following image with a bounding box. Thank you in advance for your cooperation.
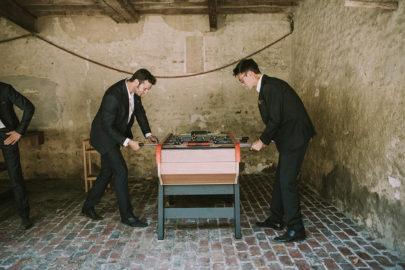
[4,131,22,145]
[250,139,265,151]
[128,135,159,151]
[147,135,159,144]
[128,140,141,151]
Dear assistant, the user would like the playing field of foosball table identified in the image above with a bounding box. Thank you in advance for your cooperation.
[152,131,249,240]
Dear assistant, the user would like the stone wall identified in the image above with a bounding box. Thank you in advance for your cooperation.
[292,0,405,257]
[0,14,292,179]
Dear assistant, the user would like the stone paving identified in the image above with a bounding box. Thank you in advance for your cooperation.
[0,170,404,270]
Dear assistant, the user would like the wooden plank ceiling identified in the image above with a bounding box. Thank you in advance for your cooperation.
[0,0,300,32]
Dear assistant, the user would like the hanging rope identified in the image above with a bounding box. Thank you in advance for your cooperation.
[0,34,32,44]
[0,30,292,79]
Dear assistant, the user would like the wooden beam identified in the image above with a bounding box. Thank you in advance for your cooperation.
[344,0,398,10]
[21,5,104,16]
[0,0,37,33]
[95,0,139,23]
[114,0,140,22]
[220,0,299,6]
[208,0,217,31]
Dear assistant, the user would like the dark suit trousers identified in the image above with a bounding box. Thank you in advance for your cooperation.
[269,143,308,230]
[83,146,133,218]
[0,130,30,218]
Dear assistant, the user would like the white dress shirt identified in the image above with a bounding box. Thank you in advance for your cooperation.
[256,74,263,93]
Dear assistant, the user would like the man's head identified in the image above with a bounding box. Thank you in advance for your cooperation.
[128,69,157,96]
[233,59,261,90]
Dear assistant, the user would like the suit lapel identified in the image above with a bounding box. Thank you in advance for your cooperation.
[121,80,129,121]
[258,75,269,124]
[258,75,265,103]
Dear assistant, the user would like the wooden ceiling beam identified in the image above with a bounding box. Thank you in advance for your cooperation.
[208,0,217,31]
[6,0,299,23]
[95,0,140,23]
[344,0,398,10]
[22,5,103,16]
[0,0,37,33]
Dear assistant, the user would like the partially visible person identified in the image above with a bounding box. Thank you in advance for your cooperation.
[0,82,35,230]
[82,69,158,227]
[233,59,315,242]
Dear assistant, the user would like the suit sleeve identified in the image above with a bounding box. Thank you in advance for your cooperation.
[7,85,35,135]
[100,94,127,145]
[259,83,283,145]
[134,98,151,137]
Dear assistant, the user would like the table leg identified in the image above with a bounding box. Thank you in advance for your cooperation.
[158,181,164,240]
[234,182,241,239]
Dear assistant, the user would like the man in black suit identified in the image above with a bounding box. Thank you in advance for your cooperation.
[0,82,35,230]
[82,69,158,227]
[233,59,315,242]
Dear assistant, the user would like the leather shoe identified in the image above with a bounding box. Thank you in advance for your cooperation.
[82,207,103,220]
[256,218,284,230]
[273,229,306,242]
[121,217,147,227]
[20,217,33,230]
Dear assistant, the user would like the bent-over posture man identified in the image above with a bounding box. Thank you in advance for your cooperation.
[82,69,158,227]
[0,82,35,230]
[233,59,315,242]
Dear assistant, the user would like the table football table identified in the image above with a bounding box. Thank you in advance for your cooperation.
[155,131,246,240]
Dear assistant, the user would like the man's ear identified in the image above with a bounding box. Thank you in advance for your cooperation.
[134,79,140,87]
[246,70,254,77]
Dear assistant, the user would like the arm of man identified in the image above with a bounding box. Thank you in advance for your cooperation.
[134,97,151,136]
[258,83,283,146]
[3,84,35,145]
[133,96,159,143]
[7,84,35,136]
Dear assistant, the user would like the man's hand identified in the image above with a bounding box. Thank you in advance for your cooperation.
[128,140,141,151]
[250,139,265,151]
[4,131,22,145]
[147,135,159,144]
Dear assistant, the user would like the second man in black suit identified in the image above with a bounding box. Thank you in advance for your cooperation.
[233,59,315,242]
[0,82,35,230]
[82,69,158,227]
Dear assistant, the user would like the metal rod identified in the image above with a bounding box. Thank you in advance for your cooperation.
[139,142,251,147]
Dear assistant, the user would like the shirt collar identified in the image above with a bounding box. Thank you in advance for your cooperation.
[125,79,134,98]
[256,74,263,93]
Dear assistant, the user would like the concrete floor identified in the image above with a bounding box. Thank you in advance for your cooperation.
[0,169,404,270]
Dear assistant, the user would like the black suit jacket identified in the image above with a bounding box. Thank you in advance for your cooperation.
[258,75,315,153]
[0,82,35,135]
[90,79,151,155]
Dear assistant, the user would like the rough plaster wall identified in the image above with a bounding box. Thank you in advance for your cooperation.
[292,0,405,256]
[0,14,292,179]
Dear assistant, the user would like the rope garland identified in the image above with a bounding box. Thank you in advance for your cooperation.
[0,31,292,79]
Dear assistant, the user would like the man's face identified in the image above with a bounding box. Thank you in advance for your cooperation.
[134,80,152,96]
[237,71,256,90]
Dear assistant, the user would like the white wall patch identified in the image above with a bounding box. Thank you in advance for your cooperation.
[388,176,400,188]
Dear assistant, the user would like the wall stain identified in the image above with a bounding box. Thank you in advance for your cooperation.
[0,75,60,126]
[322,165,405,255]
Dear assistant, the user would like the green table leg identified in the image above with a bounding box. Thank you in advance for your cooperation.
[158,181,164,240]
[234,182,241,239]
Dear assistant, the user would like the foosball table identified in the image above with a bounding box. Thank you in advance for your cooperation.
[154,131,248,240]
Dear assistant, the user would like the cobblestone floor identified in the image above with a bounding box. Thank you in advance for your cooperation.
[0,171,404,270]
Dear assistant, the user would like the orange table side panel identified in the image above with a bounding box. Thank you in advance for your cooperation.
[160,174,237,185]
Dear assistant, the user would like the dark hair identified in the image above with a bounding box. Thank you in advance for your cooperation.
[129,68,157,85]
[232,59,261,76]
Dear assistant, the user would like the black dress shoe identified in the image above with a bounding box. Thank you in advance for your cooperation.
[121,217,147,227]
[256,218,284,230]
[20,217,33,230]
[273,229,306,242]
[82,207,103,220]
